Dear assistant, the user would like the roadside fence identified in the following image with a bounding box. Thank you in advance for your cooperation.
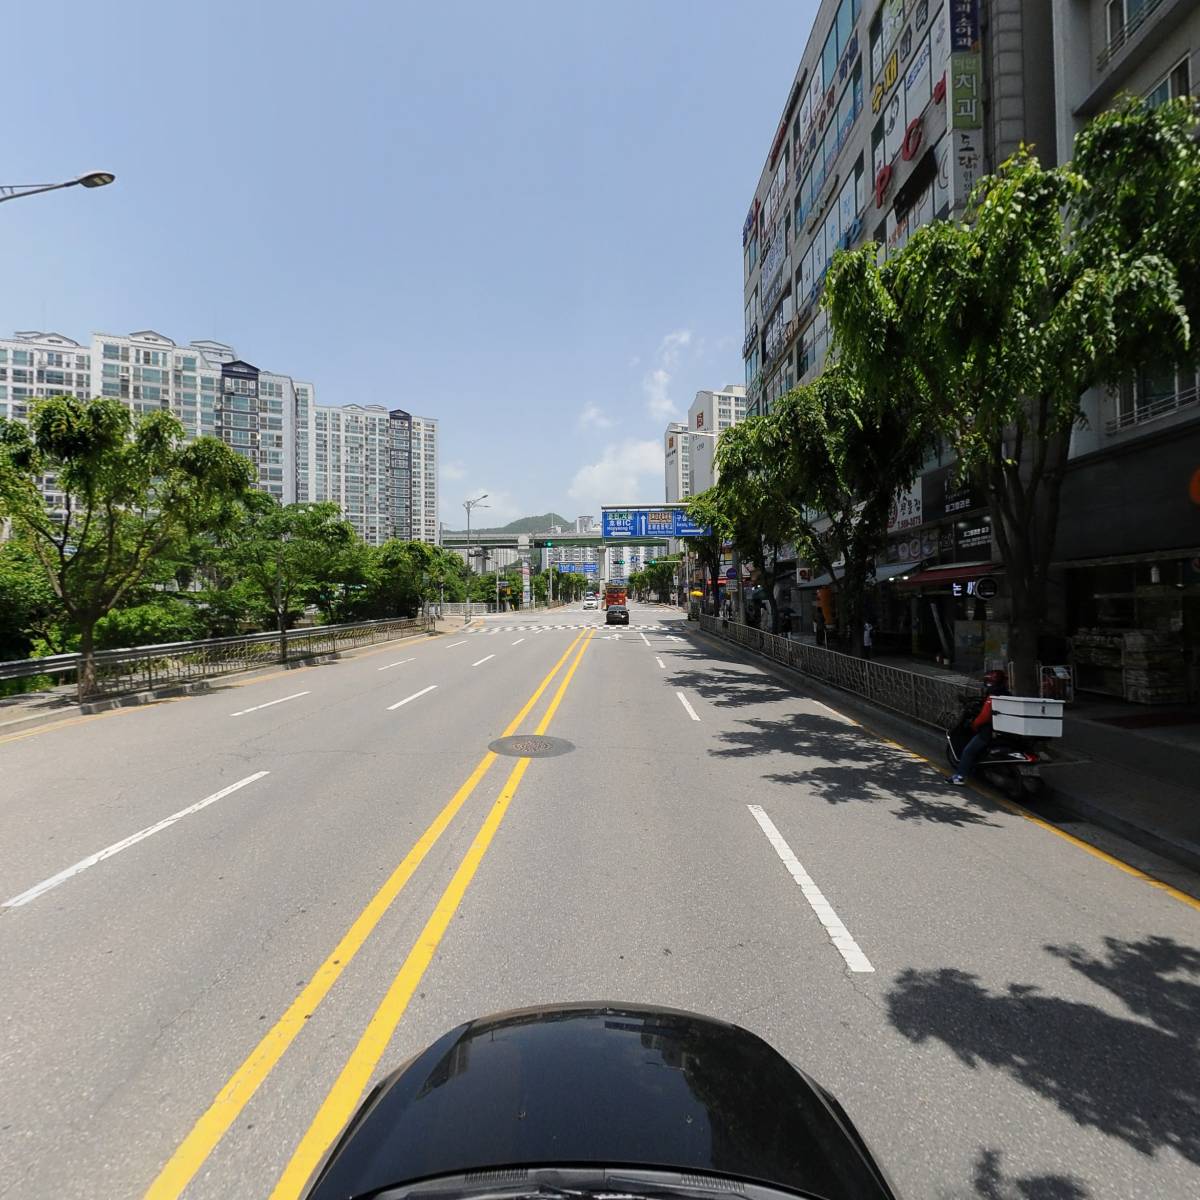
[0,615,434,701]
[699,614,973,729]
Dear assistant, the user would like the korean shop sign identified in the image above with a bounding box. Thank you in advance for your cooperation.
[949,0,980,52]
[951,53,982,129]
[871,48,900,113]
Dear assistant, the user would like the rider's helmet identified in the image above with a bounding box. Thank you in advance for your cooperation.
[983,669,1009,693]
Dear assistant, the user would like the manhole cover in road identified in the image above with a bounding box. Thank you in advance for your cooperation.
[488,734,575,759]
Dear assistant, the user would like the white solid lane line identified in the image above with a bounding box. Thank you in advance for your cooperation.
[655,656,666,669]
[640,631,651,646]
[387,684,438,711]
[471,655,495,667]
[747,805,875,974]
[376,658,415,672]
[3,773,271,909]
[676,691,701,722]
[511,638,525,645]
[230,691,310,717]
[446,640,467,648]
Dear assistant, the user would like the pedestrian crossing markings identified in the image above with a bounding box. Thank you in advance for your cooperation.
[466,623,670,634]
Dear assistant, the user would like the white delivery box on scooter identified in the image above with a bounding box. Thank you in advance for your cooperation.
[990,695,1064,738]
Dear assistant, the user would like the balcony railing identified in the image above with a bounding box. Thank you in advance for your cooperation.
[1098,0,1166,69]
[1105,380,1199,434]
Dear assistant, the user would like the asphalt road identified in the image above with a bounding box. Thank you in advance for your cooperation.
[1,602,1198,1200]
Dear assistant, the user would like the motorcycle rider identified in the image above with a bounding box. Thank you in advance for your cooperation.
[950,669,1010,785]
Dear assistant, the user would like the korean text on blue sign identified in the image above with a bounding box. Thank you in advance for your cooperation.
[949,0,979,52]
[600,508,711,538]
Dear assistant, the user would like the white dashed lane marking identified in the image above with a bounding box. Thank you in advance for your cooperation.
[747,804,874,974]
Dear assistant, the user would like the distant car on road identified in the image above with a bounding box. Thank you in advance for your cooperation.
[605,604,629,625]
[583,597,598,610]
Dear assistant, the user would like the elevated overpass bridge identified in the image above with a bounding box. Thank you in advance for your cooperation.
[439,530,671,551]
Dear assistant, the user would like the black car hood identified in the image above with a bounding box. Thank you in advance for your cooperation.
[303,1003,897,1200]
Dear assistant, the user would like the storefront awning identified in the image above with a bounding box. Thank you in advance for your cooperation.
[874,560,922,583]
[895,560,1001,589]
[796,561,920,589]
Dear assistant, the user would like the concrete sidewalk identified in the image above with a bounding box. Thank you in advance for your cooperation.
[715,632,1200,875]
[874,650,1200,869]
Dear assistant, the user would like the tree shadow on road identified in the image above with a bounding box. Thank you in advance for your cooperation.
[666,662,796,709]
[886,935,1200,1166]
[971,1149,1090,1199]
[712,711,999,828]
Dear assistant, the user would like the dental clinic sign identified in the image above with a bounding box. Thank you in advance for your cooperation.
[948,0,983,212]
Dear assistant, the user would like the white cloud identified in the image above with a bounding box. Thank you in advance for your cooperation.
[441,460,467,481]
[641,328,693,420]
[567,439,663,513]
[644,369,674,420]
[578,402,614,430]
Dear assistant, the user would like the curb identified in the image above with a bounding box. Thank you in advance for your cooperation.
[688,624,1200,879]
[0,706,82,737]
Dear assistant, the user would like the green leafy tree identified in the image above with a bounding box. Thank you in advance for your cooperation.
[231,496,356,661]
[711,419,799,633]
[830,99,1198,687]
[764,365,934,655]
[684,492,731,610]
[0,539,66,661]
[643,557,680,601]
[93,598,203,649]
[0,397,253,698]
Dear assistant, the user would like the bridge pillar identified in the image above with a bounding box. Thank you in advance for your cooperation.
[518,535,531,607]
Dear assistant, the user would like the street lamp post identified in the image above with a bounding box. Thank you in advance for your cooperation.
[0,171,116,205]
[463,493,488,622]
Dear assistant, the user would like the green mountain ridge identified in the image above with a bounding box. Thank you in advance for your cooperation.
[444,512,572,536]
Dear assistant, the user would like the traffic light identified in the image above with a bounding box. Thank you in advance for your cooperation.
[545,540,554,547]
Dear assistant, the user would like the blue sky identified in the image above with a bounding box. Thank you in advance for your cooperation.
[2,0,817,527]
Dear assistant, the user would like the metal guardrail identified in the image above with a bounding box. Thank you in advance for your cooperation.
[0,616,434,699]
[700,615,973,728]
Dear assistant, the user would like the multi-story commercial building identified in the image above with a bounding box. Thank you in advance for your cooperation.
[739,0,1057,666]
[1048,0,1200,701]
[664,422,691,503]
[744,1,1198,695]
[575,515,596,533]
[0,328,438,548]
[744,1,1054,417]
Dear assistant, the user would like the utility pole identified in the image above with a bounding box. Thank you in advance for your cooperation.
[463,493,488,621]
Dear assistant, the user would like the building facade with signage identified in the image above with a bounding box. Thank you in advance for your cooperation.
[743,0,1053,421]
[1046,0,1200,702]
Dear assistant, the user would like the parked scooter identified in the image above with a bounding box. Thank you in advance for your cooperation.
[944,698,1046,800]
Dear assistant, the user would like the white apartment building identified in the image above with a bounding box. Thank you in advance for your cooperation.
[0,328,438,546]
[664,421,691,503]
[686,385,748,494]
[410,415,439,545]
[296,402,392,543]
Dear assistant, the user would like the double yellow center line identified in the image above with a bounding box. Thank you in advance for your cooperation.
[147,628,595,1200]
